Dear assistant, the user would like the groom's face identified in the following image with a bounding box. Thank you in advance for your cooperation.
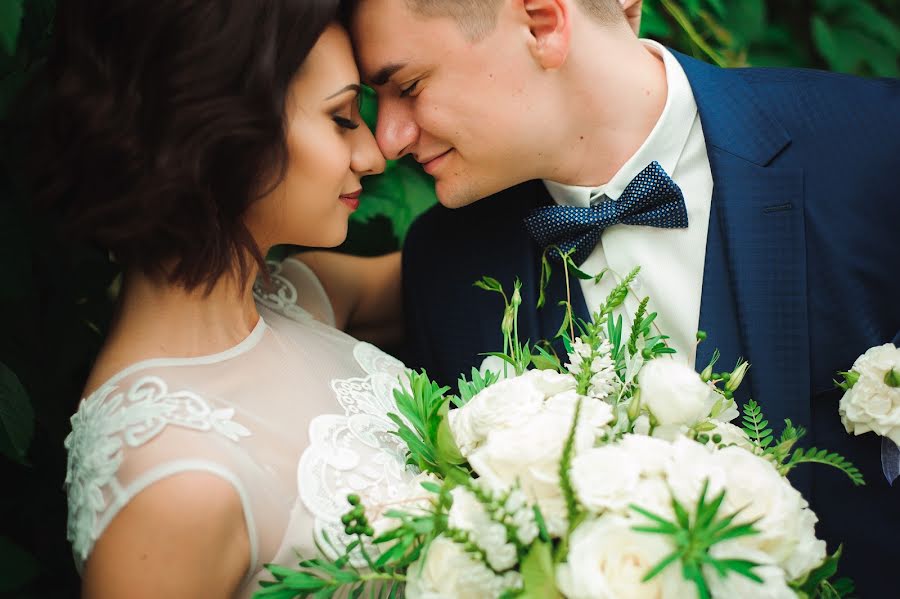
[352,0,551,208]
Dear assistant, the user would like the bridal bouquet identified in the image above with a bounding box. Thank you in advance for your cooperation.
[257,264,863,599]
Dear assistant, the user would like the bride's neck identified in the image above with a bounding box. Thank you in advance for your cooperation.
[120,267,260,347]
[84,266,261,395]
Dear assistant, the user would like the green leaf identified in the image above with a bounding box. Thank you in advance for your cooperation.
[474,276,504,294]
[355,155,436,242]
[718,0,766,47]
[784,447,865,486]
[563,255,593,280]
[537,252,552,309]
[435,400,465,466]
[531,344,563,373]
[0,0,23,55]
[457,367,499,404]
[0,362,34,464]
[520,541,561,599]
[640,3,674,38]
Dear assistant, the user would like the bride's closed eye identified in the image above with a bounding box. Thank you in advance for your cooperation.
[332,115,359,130]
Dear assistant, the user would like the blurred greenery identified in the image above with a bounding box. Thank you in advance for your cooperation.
[0,1,897,596]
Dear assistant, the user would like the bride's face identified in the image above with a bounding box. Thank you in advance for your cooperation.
[247,25,385,250]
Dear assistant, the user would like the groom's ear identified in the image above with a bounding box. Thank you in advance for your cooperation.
[619,0,644,35]
[521,0,571,70]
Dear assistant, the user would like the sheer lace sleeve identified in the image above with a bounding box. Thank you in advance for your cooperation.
[253,258,336,327]
[64,372,274,584]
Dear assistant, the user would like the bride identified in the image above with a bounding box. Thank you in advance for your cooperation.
[45,1,418,596]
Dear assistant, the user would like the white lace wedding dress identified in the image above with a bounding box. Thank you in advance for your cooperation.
[64,258,423,597]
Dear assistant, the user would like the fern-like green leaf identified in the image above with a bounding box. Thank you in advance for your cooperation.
[741,400,774,451]
[558,397,584,529]
[784,447,865,486]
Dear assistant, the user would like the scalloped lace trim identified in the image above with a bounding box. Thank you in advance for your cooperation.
[65,376,251,564]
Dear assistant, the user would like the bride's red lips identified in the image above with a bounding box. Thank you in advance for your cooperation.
[340,189,362,211]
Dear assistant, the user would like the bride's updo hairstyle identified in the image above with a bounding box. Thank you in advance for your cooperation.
[40,0,340,291]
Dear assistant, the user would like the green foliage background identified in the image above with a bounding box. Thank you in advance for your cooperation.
[0,0,897,595]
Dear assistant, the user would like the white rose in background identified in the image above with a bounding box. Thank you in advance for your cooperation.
[556,515,696,599]
[839,343,900,445]
[712,446,826,580]
[405,536,522,599]
[639,358,717,427]
[448,369,575,455]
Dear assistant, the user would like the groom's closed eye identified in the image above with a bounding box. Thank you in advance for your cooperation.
[399,80,419,97]
[369,63,406,87]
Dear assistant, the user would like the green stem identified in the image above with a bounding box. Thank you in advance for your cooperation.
[660,0,728,68]
[563,257,575,342]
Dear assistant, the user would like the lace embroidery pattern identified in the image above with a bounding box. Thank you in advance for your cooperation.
[253,261,313,324]
[65,376,251,561]
[298,343,428,565]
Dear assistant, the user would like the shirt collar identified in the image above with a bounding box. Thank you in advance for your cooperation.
[543,40,699,208]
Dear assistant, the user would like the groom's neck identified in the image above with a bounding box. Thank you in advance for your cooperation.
[540,33,668,187]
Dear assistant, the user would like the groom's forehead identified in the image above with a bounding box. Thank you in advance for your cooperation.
[352,0,439,81]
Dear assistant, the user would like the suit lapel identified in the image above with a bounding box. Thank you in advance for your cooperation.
[675,52,811,429]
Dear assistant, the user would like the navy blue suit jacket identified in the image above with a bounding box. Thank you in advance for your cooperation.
[402,53,900,595]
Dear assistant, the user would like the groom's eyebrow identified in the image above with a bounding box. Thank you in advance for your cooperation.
[370,63,406,86]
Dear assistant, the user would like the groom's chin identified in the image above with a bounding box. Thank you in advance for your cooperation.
[433,178,491,210]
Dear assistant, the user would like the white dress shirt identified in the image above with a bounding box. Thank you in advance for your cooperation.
[543,41,713,367]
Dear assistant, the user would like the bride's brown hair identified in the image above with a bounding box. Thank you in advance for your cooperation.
[39,0,340,291]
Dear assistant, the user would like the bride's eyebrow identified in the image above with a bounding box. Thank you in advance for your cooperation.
[325,84,362,100]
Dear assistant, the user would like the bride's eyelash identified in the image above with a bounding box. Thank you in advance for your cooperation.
[400,80,419,98]
[333,116,360,130]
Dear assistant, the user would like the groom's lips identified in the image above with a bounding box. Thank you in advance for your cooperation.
[421,150,451,176]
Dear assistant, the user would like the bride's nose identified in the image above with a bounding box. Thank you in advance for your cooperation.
[351,123,386,176]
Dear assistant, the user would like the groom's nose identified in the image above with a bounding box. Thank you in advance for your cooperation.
[375,97,419,161]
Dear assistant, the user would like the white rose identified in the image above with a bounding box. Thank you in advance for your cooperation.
[450,369,575,455]
[705,543,795,599]
[664,436,726,509]
[406,536,522,599]
[853,343,900,374]
[639,358,718,427]
[466,393,609,537]
[617,435,674,476]
[712,446,826,580]
[570,445,642,514]
[839,345,900,444]
[556,515,696,599]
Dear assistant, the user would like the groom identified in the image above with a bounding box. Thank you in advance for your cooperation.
[347,0,900,592]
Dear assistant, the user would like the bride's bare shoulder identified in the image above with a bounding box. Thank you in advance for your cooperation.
[81,471,250,599]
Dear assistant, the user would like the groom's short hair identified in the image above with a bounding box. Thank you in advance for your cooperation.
[405,0,623,39]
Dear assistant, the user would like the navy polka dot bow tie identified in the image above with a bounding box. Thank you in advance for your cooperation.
[524,161,688,265]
